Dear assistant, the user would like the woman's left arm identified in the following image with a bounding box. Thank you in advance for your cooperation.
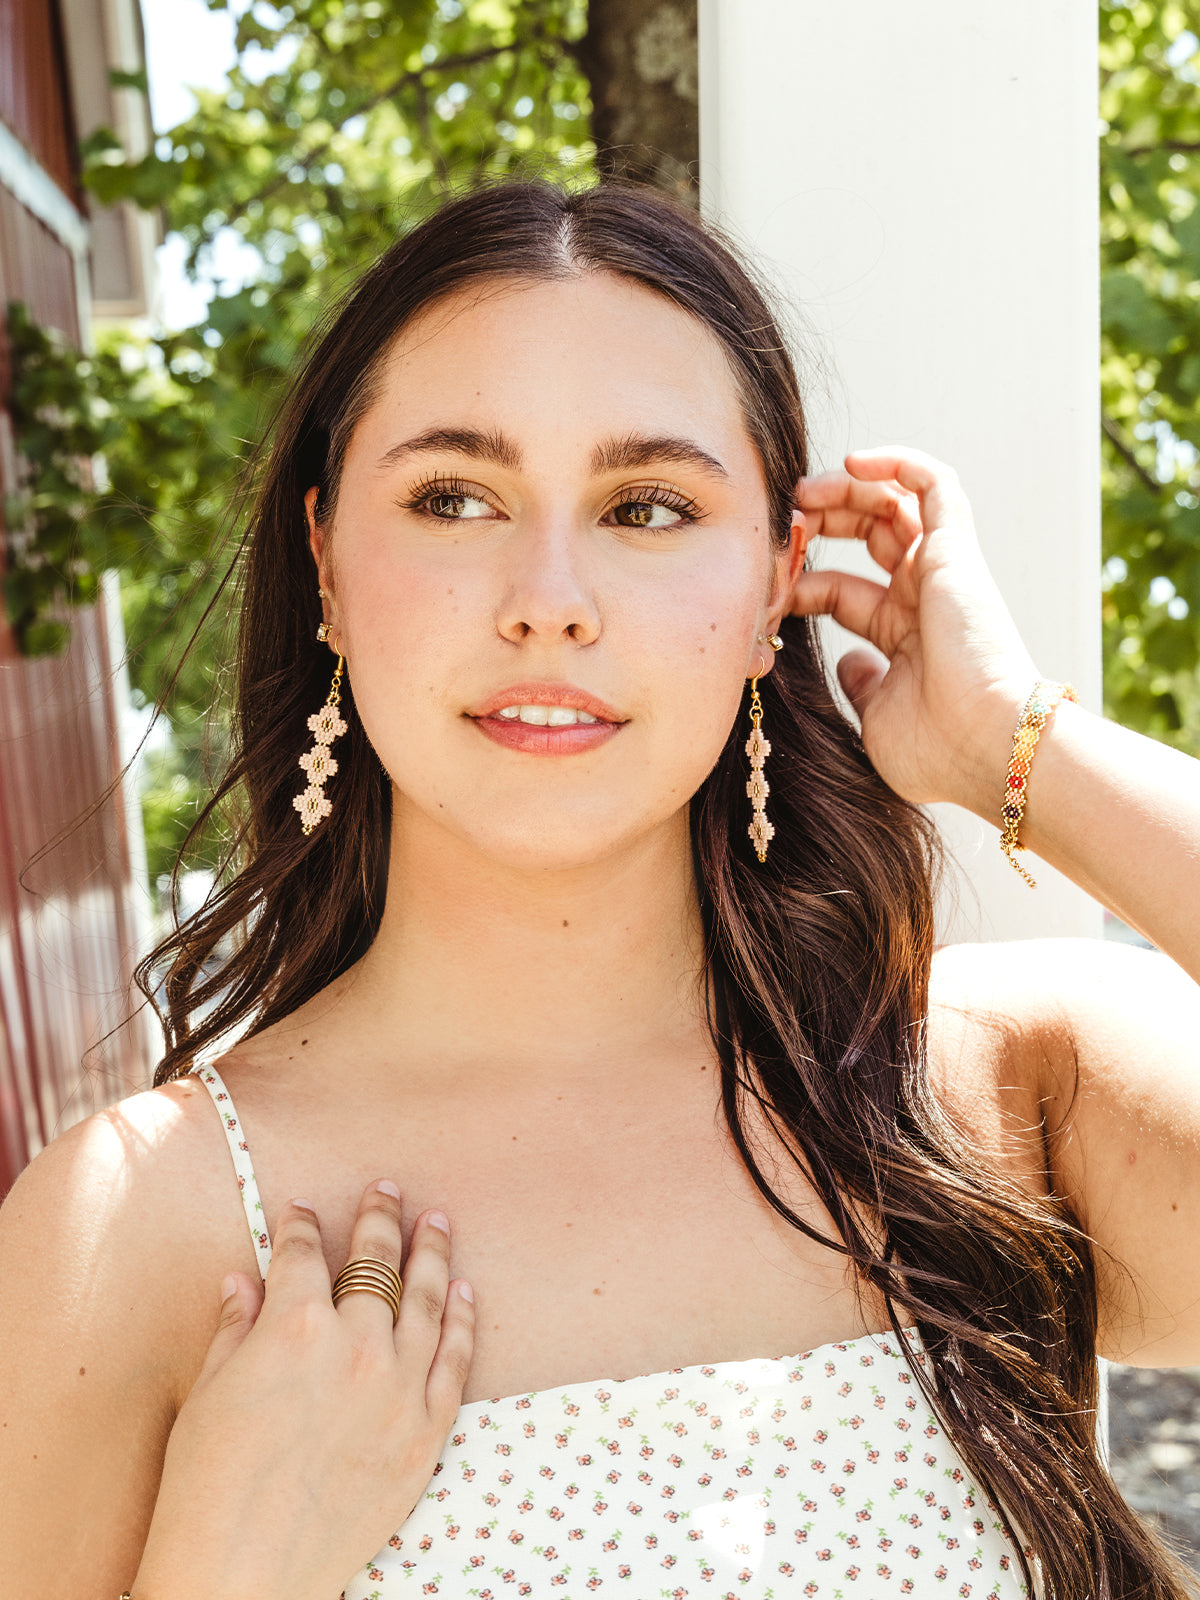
[791,445,1200,986]
[792,446,1200,1366]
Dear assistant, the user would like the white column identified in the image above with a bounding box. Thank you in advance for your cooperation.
[699,0,1102,943]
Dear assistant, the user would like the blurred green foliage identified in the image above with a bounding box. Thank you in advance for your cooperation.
[7,0,1200,898]
[6,0,592,893]
[1101,0,1200,751]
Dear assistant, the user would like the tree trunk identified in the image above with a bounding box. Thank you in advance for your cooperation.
[576,0,698,206]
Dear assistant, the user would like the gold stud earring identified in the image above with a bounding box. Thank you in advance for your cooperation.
[294,640,347,834]
[746,634,784,863]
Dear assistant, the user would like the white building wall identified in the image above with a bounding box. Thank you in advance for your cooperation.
[699,0,1103,943]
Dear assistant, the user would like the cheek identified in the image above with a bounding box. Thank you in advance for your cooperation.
[629,556,765,776]
[332,542,466,751]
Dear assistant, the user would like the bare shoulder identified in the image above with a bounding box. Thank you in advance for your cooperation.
[930,933,1200,1109]
[0,1072,258,1387]
[925,938,1071,1196]
[931,936,1200,1363]
[0,1074,261,1595]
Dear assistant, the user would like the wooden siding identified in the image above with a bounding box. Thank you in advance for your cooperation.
[0,179,79,342]
[0,0,78,200]
[0,2,154,1192]
[0,601,151,1194]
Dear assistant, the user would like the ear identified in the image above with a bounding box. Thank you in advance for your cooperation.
[755,515,808,673]
[304,486,329,590]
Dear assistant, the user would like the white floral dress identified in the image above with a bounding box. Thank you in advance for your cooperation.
[194,1064,1034,1600]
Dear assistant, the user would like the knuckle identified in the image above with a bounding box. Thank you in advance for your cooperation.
[274,1297,329,1349]
[397,1427,441,1482]
[359,1189,402,1226]
[407,1282,447,1324]
[439,1343,472,1388]
[354,1230,402,1269]
[275,1226,322,1260]
[347,1330,393,1382]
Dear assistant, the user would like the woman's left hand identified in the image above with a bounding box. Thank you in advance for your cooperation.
[788,445,1039,813]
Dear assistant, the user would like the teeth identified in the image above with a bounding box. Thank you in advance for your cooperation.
[493,705,604,727]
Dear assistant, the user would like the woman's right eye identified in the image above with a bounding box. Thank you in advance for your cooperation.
[402,477,497,521]
[424,491,494,520]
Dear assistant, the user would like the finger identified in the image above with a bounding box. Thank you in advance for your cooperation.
[195,1271,265,1386]
[393,1209,454,1367]
[260,1198,333,1318]
[426,1280,476,1429]
[843,444,951,492]
[843,448,974,534]
[796,470,908,520]
[786,568,890,642]
[836,647,888,721]
[333,1180,406,1334]
[862,519,911,576]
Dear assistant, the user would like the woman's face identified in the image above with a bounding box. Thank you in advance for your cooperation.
[307,270,800,871]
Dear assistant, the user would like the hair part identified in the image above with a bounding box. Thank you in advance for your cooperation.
[139,177,1195,1600]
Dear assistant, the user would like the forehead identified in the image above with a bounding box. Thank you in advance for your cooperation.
[348,271,759,475]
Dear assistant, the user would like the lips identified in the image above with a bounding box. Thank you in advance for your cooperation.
[470,683,625,724]
[467,682,626,756]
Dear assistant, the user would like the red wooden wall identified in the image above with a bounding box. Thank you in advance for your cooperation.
[0,0,154,1197]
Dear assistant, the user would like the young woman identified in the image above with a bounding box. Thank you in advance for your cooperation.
[2,180,1199,1600]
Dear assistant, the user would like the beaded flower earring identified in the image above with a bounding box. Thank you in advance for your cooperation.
[294,613,347,835]
[746,633,783,863]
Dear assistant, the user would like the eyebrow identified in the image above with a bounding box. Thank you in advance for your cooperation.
[376,426,728,480]
[376,426,521,472]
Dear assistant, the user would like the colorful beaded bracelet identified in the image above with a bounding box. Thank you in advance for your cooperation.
[1000,679,1078,888]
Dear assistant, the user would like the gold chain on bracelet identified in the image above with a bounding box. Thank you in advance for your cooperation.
[1000,679,1078,888]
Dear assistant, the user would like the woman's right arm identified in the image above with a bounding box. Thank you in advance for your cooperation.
[0,1096,189,1598]
[0,1087,475,1600]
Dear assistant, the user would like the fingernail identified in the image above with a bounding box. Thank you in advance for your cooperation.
[427,1210,450,1233]
[220,1273,238,1301]
[376,1179,401,1200]
[457,1280,474,1302]
[290,1198,316,1212]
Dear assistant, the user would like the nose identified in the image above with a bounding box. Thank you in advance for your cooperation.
[495,515,601,647]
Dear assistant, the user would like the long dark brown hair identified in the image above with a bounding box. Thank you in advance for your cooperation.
[139,179,1196,1599]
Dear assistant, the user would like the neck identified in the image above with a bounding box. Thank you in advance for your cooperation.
[338,799,711,1088]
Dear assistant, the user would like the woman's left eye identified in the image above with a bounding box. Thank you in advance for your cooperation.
[604,489,699,530]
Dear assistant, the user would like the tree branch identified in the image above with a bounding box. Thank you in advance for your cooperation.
[221,40,534,231]
[1115,139,1200,158]
[1102,413,1161,494]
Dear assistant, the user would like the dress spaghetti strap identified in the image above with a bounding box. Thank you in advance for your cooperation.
[192,1063,274,1281]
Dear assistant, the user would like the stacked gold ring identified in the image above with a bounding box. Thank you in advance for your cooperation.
[331,1255,403,1325]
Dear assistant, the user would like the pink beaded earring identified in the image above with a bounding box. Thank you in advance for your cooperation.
[746,633,783,863]
[294,613,347,835]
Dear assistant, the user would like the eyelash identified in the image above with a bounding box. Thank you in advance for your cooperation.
[399,474,703,527]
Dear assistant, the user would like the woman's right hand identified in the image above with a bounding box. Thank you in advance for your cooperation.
[132,1183,475,1600]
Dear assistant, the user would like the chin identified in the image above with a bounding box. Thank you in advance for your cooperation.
[445,802,689,875]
